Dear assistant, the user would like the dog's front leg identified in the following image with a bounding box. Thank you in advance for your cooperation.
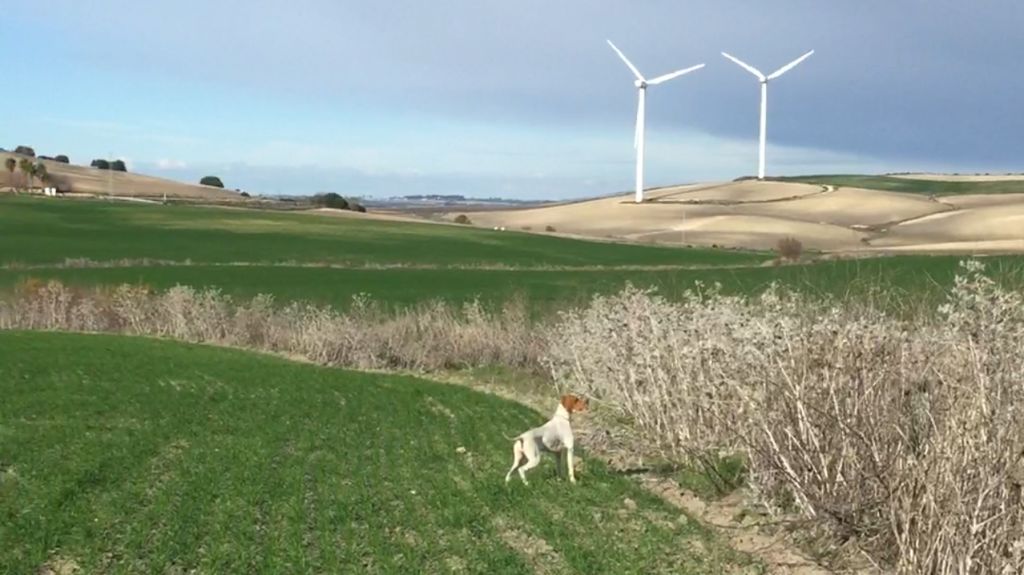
[566,446,576,484]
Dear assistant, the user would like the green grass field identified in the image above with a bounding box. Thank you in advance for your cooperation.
[0,332,754,574]
[778,174,1024,196]
[0,196,764,268]
[5,195,1024,315]
[4,255,1024,313]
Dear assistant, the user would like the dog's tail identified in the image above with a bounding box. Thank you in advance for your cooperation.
[503,433,523,442]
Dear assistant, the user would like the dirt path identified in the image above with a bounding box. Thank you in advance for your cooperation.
[638,477,844,575]
[0,257,776,273]
[651,184,835,206]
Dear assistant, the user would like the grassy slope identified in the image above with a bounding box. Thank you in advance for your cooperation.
[0,332,752,574]
[0,196,764,267]
[779,174,1024,195]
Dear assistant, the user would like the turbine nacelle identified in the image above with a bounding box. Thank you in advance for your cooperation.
[635,79,647,89]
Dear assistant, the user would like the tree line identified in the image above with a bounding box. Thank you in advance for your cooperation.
[6,145,362,207]
[4,156,50,192]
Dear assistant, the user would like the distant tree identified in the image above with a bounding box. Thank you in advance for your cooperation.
[312,192,348,210]
[239,191,251,198]
[33,162,48,185]
[200,175,224,188]
[54,155,70,164]
[4,157,16,193]
[454,214,472,225]
[776,236,803,262]
[14,145,35,157]
[91,159,110,170]
[110,159,127,172]
[18,158,33,189]
[352,203,366,213]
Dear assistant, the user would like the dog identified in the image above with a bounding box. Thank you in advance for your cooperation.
[505,394,589,485]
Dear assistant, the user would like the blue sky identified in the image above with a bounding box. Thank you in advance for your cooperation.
[4,1,1022,199]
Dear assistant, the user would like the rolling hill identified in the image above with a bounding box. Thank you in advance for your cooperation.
[0,152,242,202]
[454,177,1024,255]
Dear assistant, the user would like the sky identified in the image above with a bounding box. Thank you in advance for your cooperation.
[3,1,1022,200]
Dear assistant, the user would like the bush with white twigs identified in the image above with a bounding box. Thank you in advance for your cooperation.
[547,263,1024,573]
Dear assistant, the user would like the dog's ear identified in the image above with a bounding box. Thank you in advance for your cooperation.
[572,395,588,412]
[561,394,588,413]
[560,394,576,412]
[575,396,589,412]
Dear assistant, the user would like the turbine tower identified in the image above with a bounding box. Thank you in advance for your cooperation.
[721,50,814,180]
[607,40,704,203]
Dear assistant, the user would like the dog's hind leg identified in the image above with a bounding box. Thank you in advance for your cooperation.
[517,447,542,486]
[505,438,525,483]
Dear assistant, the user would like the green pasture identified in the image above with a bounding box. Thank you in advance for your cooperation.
[779,174,1024,196]
[3,195,1023,314]
[0,332,753,574]
[0,196,764,268]
[2,256,1023,314]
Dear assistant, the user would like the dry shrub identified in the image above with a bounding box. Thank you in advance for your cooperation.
[547,263,1024,573]
[776,236,803,261]
[546,282,755,458]
[454,214,472,225]
[0,281,546,375]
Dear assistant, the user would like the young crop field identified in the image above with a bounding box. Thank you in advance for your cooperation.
[0,332,754,574]
[5,196,1024,314]
[778,174,1024,195]
[0,196,765,268]
[3,255,1024,315]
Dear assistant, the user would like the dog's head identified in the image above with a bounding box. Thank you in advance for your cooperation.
[560,394,589,414]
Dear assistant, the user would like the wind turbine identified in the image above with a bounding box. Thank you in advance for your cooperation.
[721,50,814,180]
[607,40,704,203]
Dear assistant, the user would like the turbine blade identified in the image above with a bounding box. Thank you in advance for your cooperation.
[721,52,765,81]
[607,40,645,82]
[767,50,814,80]
[648,63,705,86]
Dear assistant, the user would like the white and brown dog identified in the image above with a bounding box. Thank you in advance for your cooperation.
[505,394,589,485]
